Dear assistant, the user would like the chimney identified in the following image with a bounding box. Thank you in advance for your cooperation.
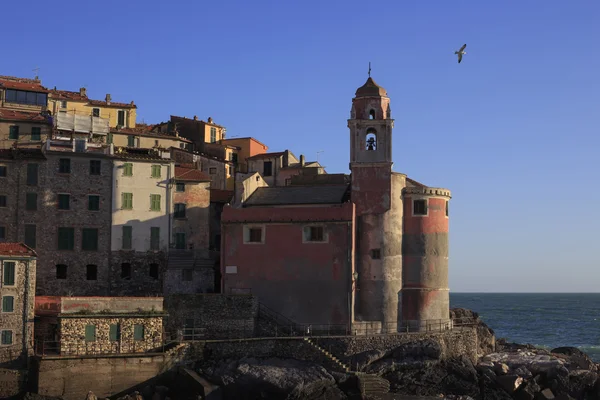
[207,117,213,123]
[193,115,198,121]
[105,94,111,105]
[300,154,305,167]
[79,87,87,97]
[130,101,135,106]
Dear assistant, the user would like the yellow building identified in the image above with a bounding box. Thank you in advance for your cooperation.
[109,126,192,151]
[167,115,226,148]
[48,88,137,129]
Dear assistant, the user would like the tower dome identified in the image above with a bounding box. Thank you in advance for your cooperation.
[355,77,388,98]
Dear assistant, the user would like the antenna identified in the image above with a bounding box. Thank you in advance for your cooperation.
[368,62,371,77]
[32,67,40,80]
[316,150,324,164]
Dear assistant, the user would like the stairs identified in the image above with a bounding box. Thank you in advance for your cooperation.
[167,251,215,270]
[356,372,391,399]
[303,337,350,372]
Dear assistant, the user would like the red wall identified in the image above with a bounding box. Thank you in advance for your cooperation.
[351,165,391,215]
[221,203,355,325]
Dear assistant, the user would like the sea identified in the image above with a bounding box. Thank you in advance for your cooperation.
[450,292,600,362]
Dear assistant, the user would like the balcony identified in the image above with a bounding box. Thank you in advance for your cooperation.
[55,112,109,135]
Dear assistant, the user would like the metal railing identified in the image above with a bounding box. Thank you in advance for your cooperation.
[34,336,178,357]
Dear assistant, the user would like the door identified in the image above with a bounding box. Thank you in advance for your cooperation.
[175,233,186,249]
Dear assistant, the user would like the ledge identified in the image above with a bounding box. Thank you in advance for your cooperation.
[402,186,452,198]
[58,312,168,319]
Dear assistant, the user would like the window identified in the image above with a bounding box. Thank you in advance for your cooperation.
[1,296,14,312]
[150,194,161,211]
[1,331,12,345]
[155,140,159,147]
[149,263,159,279]
[3,262,15,286]
[122,226,132,250]
[231,153,238,164]
[371,249,381,260]
[122,163,133,176]
[56,264,67,279]
[121,263,131,279]
[263,161,273,177]
[58,194,70,210]
[176,182,185,192]
[24,224,36,249]
[85,325,96,342]
[446,201,449,217]
[31,127,41,141]
[0,227,5,241]
[174,233,186,250]
[92,108,100,117]
[89,160,101,175]
[210,127,216,143]
[304,226,325,242]
[366,129,377,151]
[107,133,113,144]
[209,167,216,175]
[58,158,71,174]
[228,166,233,175]
[109,324,120,342]
[4,90,47,106]
[8,126,19,140]
[245,227,263,243]
[86,265,97,280]
[151,165,161,178]
[174,203,186,219]
[121,192,133,209]
[369,109,376,119]
[118,110,126,127]
[57,228,75,250]
[413,199,427,216]
[0,166,6,177]
[26,193,37,211]
[0,196,6,207]
[133,324,144,341]
[60,100,67,109]
[182,269,193,281]
[26,164,38,186]
[127,135,135,147]
[150,227,160,250]
[88,195,100,211]
[81,228,98,251]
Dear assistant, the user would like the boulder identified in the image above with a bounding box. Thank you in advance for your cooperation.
[551,347,597,372]
[514,380,541,400]
[349,348,387,371]
[494,363,509,375]
[496,375,524,393]
[535,388,555,400]
[85,392,97,400]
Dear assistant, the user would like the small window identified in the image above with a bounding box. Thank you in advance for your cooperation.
[371,249,381,259]
[228,165,233,175]
[24,224,36,249]
[0,227,4,241]
[85,324,96,342]
[263,161,273,177]
[92,108,100,117]
[118,110,126,127]
[176,182,185,192]
[59,158,71,174]
[89,160,101,175]
[88,195,100,211]
[174,203,186,219]
[182,269,193,281]
[210,127,217,143]
[57,228,74,250]
[127,135,135,147]
[3,262,15,286]
[122,163,133,176]
[133,324,144,341]
[1,296,14,312]
[247,227,262,243]
[31,127,41,141]
[446,201,449,217]
[366,129,377,151]
[121,263,131,280]
[150,194,161,211]
[304,226,325,242]
[369,109,375,119]
[56,264,67,279]
[60,100,67,109]
[86,264,97,280]
[8,126,19,140]
[151,165,161,178]
[209,167,216,175]
[58,194,70,210]
[121,192,133,209]
[0,166,6,177]
[155,140,159,147]
[413,199,427,216]
[109,324,120,342]
[81,228,98,251]
[149,263,159,279]
[122,226,132,250]
[26,193,37,211]
[1,331,13,345]
[150,227,160,251]
[26,164,38,186]
[0,195,7,207]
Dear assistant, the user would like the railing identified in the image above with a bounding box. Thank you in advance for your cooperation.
[34,336,177,357]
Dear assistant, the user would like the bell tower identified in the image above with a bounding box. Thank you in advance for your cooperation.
[349,75,403,333]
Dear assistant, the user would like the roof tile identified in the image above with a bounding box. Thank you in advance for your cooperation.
[244,184,349,207]
[174,166,210,182]
[0,243,37,257]
[0,109,51,123]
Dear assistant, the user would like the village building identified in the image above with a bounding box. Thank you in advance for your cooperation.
[0,243,36,365]
[108,125,193,152]
[219,137,269,173]
[246,150,325,187]
[221,76,452,333]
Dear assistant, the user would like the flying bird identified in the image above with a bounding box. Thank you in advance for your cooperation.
[455,44,467,64]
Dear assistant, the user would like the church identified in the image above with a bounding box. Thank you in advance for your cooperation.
[220,76,452,333]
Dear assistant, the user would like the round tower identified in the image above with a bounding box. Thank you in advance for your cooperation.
[401,186,452,331]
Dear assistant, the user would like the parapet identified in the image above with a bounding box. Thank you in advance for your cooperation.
[402,186,452,199]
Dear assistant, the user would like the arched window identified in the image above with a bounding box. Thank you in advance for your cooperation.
[366,128,377,151]
[369,109,376,119]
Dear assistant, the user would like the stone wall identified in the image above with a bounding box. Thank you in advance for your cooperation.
[0,368,27,398]
[59,315,164,355]
[110,251,166,296]
[164,294,257,339]
[164,265,215,295]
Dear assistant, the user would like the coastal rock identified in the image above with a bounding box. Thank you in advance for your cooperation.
[535,388,555,400]
[349,348,387,371]
[85,392,97,400]
[551,347,598,372]
[450,308,496,357]
[496,374,523,393]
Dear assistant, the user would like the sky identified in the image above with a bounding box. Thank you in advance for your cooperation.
[2,0,599,292]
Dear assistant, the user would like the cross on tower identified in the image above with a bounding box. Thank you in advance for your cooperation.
[368,62,371,77]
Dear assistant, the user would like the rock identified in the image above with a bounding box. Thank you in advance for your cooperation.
[349,348,387,371]
[514,367,533,380]
[496,375,524,393]
[494,363,509,375]
[85,392,97,400]
[154,386,169,396]
[553,394,575,400]
[551,347,597,372]
[130,392,143,400]
[141,385,153,399]
[450,308,496,357]
[391,338,442,360]
[535,388,555,399]
[514,380,541,400]
[565,370,598,399]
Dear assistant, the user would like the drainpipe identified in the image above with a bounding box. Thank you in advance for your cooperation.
[166,163,172,258]
[22,260,31,367]
[347,221,352,331]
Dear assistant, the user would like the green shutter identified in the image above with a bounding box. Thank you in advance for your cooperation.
[133,324,144,341]
[150,194,161,211]
[1,331,12,345]
[26,164,38,186]
[150,227,160,250]
[2,296,14,312]
[122,226,132,250]
[151,165,161,178]
[109,324,120,341]
[24,225,36,249]
[82,229,98,251]
[9,126,19,140]
[26,193,37,210]
[88,195,100,211]
[58,228,74,250]
[3,262,15,286]
[85,325,96,342]
[31,127,41,141]
[122,193,133,209]
[123,163,133,176]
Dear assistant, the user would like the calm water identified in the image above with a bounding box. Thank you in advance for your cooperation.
[450,293,600,362]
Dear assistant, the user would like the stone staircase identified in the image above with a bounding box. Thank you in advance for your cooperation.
[167,251,214,270]
[355,372,391,399]
[303,337,350,372]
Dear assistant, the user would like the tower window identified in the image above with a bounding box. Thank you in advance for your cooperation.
[366,129,377,151]
[413,199,428,216]
[369,109,375,119]
[446,201,449,217]
[371,249,381,259]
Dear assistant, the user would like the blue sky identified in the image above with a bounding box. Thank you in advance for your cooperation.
[2,0,599,292]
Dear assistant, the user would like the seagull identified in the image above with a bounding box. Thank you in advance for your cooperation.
[455,44,467,64]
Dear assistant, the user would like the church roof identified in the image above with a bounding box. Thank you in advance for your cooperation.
[244,184,350,207]
[355,77,387,97]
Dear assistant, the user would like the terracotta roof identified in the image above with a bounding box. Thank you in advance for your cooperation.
[0,76,48,93]
[244,184,350,207]
[49,89,88,101]
[0,109,51,123]
[89,99,136,109]
[174,166,210,182]
[355,77,387,97]
[210,189,234,203]
[0,243,37,257]
[246,151,286,160]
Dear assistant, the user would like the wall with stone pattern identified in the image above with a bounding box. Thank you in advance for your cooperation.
[110,251,166,296]
[0,368,27,398]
